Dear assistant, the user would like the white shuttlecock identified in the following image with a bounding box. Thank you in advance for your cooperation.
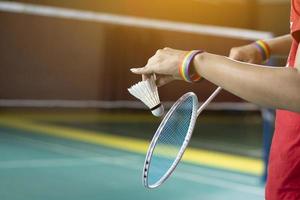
[128,76,164,117]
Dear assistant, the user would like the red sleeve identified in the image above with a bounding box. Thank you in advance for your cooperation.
[291,0,300,42]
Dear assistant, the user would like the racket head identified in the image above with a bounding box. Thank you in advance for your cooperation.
[143,92,198,189]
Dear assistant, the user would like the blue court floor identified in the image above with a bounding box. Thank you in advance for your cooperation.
[0,111,265,200]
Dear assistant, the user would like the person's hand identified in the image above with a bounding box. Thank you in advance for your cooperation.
[131,48,189,87]
[229,43,264,64]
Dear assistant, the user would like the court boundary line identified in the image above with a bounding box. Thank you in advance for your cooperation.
[0,1,272,40]
[0,116,263,175]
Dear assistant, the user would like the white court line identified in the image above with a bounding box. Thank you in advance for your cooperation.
[0,133,264,196]
[0,1,272,40]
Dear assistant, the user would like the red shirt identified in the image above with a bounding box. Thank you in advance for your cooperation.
[265,0,300,199]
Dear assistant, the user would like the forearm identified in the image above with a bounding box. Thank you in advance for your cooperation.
[264,34,292,56]
[194,52,300,112]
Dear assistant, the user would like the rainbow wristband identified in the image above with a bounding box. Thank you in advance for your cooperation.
[179,50,203,83]
[254,40,271,63]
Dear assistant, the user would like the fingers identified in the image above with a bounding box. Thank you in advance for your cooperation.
[131,47,186,86]
[163,47,185,53]
[229,49,258,64]
[156,75,174,87]
[229,48,252,63]
[130,67,152,74]
[131,52,158,75]
[229,44,265,65]
[142,74,151,81]
[229,47,242,61]
[248,59,260,64]
[162,47,177,52]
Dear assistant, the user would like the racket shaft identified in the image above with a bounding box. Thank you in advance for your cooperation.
[197,87,222,116]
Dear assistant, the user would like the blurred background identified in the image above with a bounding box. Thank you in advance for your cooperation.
[0,0,290,199]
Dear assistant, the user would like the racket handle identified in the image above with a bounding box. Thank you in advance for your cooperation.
[197,87,222,116]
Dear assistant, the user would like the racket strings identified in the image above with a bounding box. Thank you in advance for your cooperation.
[147,97,194,186]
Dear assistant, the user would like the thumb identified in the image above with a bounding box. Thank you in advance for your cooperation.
[130,67,152,74]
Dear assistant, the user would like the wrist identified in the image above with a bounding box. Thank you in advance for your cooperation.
[253,40,271,63]
[178,50,204,83]
[193,52,208,77]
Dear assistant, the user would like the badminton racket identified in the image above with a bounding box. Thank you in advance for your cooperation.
[143,86,222,188]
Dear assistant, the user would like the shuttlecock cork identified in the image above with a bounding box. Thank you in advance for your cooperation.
[128,76,164,117]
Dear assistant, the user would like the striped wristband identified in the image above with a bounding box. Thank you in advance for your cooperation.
[254,40,271,63]
[179,50,203,83]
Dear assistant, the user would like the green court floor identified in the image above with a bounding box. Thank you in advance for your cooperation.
[0,110,265,200]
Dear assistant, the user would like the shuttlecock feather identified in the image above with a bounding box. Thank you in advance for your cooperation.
[128,76,164,117]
